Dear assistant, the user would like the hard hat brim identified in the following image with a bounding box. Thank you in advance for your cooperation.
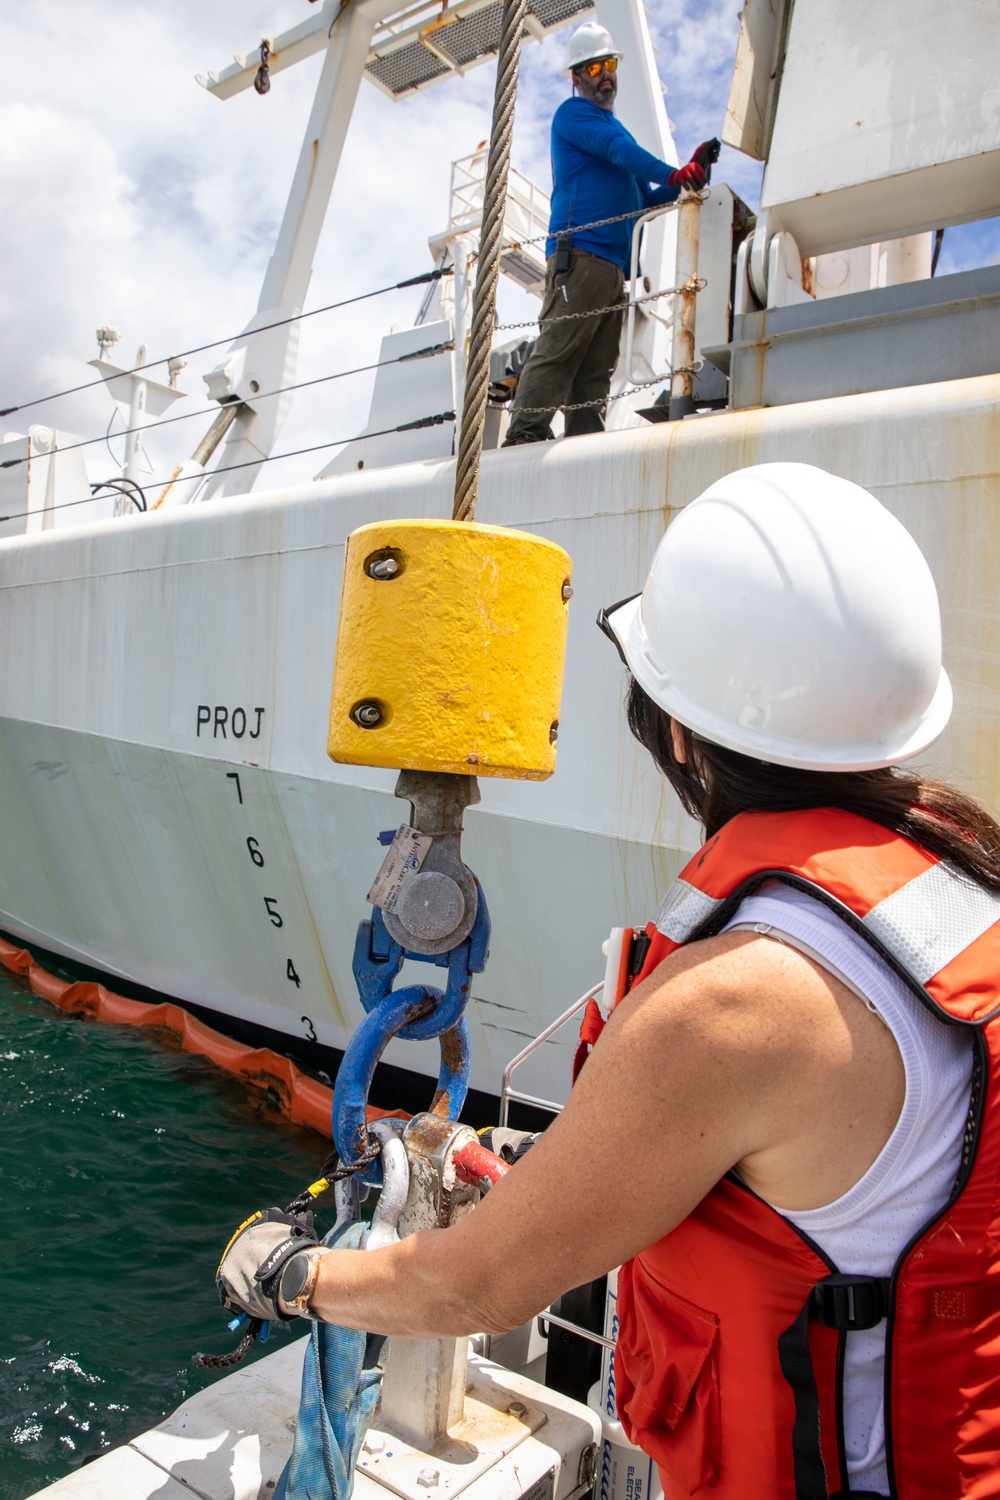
[562,50,623,76]
[603,592,954,773]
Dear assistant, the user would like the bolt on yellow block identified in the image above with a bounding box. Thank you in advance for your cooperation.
[328,519,572,780]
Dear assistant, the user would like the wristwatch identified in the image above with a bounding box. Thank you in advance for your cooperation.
[278,1246,326,1318]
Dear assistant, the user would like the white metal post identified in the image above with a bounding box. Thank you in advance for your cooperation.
[595,0,680,402]
[201,1,380,498]
[379,1335,468,1449]
[669,191,700,419]
[122,347,147,499]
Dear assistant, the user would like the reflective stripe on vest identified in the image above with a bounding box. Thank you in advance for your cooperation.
[613,808,1000,1500]
[653,861,1000,1003]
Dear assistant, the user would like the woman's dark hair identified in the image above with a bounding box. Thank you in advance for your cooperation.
[627,677,1000,895]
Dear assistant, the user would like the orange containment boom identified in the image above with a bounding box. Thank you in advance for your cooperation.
[0,934,406,1140]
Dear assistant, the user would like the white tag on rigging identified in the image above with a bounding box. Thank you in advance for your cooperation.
[366,825,434,912]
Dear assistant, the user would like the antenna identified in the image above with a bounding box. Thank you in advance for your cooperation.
[96,326,122,361]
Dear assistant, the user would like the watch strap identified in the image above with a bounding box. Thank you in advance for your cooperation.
[279,1246,327,1318]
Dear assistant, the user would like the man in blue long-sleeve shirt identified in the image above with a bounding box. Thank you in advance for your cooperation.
[503,22,710,446]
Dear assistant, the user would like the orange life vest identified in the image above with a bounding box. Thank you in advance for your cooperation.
[604,808,1000,1499]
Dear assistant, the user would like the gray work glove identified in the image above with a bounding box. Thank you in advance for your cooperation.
[476,1127,541,1164]
[216,1207,319,1322]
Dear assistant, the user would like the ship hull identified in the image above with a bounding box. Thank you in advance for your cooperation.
[2,374,998,1104]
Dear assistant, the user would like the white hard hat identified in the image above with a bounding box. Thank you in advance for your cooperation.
[563,22,621,75]
[602,463,952,771]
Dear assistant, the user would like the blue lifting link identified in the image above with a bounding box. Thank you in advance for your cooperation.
[332,880,491,1186]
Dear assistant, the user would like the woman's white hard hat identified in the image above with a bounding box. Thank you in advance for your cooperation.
[602,462,952,772]
[563,22,621,74]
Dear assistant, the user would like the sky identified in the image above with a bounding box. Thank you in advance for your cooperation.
[1,0,997,500]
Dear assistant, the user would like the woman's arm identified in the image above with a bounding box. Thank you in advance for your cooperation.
[306,930,837,1336]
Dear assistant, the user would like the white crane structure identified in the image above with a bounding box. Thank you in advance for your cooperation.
[188,0,679,497]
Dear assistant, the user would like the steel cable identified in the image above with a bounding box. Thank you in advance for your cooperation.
[0,188,705,427]
[0,269,452,420]
[0,412,454,527]
[0,342,453,472]
[452,0,528,522]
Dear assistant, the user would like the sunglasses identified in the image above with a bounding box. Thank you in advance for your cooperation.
[579,56,618,77]
[596,593,639,666]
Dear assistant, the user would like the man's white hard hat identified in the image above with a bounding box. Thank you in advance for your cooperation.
[602,463,952,772]
[563,22,621,75]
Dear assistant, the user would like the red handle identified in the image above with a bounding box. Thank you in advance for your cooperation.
[453,1138,510,1189]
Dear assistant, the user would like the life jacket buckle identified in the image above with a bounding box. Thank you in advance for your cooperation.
[810,1273,889,1331]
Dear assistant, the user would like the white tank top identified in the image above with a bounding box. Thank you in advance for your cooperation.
[719,880,974,1496]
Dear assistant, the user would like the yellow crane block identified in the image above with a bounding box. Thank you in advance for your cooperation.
[328,519,572,780]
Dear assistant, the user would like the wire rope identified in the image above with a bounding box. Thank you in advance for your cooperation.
[452,0,528,523]
[0,269,452,420]
[0,342,453,472]
[0,196,697,427]
[0,412,455,527]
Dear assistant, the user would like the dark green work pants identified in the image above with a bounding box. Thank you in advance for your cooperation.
[504,250,624,443]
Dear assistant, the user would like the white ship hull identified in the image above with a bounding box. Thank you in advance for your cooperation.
[2,374,998,1104]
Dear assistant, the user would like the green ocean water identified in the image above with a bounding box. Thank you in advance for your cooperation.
[0,966,338,1499]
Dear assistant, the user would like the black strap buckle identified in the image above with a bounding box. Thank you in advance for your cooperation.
[810,1274,889,1331]
[628,930,652,979]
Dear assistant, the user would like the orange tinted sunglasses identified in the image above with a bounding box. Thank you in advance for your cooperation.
[580,56,617,77]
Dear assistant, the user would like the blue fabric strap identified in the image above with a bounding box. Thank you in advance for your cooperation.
[273,1220,385,1500]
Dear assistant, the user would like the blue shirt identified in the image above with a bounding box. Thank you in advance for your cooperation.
[545,97,680,273]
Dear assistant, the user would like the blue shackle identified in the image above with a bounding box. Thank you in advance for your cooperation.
[332,883,491,1185]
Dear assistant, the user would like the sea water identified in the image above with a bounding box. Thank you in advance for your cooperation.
[0,966,338,1499]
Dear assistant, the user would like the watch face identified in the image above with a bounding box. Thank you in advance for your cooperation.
[280,1252,310,1304]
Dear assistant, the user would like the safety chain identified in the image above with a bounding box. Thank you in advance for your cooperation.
[455,195,709,282]
[509,375,700,416]
[495,279,706,334]
[452,0,528,523]
[254,39,271,95]
[500,186,711,254]
[512,204,657,249]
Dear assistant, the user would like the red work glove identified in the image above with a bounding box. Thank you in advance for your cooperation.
[669,138,721,191]
[669,158,707,191]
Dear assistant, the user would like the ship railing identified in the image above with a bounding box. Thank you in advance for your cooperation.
[498,980,614,1353]
[442,148,551,295]
[623,197,700,390]
[499,981,602,1126]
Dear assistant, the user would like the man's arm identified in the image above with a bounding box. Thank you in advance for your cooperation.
[555,106,677,186]
[643,182,682,209]
[304,929,873,1337]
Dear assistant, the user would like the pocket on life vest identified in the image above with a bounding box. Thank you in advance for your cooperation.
[616,1262,720,1493]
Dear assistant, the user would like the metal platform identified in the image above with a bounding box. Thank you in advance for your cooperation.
[365,0,595,97]
[197,0,594,104]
